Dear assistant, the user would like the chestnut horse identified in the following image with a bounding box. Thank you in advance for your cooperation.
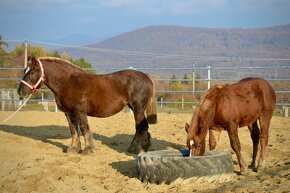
[185,77,276,174]
[18,56,157,154]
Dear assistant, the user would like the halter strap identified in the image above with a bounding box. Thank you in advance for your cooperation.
[21,59,45,92]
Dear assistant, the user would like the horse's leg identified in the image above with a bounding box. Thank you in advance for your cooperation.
[128,105,151,154]
[257,113,271,172]
[65,113,81,153]
[209,129,221,150]
[76,112,95,155]
[248,121,260,170]
[227,123,248,174]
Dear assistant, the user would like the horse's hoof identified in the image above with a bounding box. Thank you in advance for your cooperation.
[127,145,142,154]
[66,146,81,154]
[248,163,257,171]
[239,168,250,175]
[256,165,265,173]
[82,146,94,155]
[127,146,138,154]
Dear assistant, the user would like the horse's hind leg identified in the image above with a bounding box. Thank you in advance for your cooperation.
[248,121,260,170]
[257,113,272,172]
[65,113,81,154]
[76,112,95,155]
[128,104,151,154]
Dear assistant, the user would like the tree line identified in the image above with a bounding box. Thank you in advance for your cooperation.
[0,36,94,89]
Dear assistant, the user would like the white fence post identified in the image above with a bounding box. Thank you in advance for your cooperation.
[55,103,58,112]
[13,90,18,110]
[24,40,28,68]
[192,63,195,97]
[7,90,11,110]
[283,106,289,118]
[182,97,184,109]
[1,90,4,111]
[207,65,211,89]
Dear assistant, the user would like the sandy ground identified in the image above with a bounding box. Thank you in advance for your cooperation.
[0,111,289,193]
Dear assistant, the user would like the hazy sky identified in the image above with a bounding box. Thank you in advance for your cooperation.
[1,0,290,41]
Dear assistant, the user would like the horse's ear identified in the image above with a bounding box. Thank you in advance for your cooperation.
[28,56,38,66]
[185,123,190,132]
[27,56,32,62]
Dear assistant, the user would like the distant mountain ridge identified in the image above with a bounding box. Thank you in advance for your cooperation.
[63,24,290,68]
[50,34,107,45]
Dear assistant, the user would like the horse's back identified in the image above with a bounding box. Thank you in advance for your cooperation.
[111,70,153,84]
[74,69,153,95]
[93,69,154,102]
[211,77,276,126]
[238,77,276,110]
[107,69,154,96]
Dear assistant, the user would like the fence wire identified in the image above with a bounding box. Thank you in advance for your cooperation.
[1,65,289,113]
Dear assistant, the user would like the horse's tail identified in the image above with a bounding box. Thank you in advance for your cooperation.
[146,78,157,124]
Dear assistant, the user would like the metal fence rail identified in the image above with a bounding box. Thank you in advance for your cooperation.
[1,65,290,113]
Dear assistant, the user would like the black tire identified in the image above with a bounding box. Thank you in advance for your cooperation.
[137,149,234,184]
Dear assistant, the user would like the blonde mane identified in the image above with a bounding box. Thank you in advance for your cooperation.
[39,57,82,70]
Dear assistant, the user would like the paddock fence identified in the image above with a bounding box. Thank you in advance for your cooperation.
[1,64,289,117]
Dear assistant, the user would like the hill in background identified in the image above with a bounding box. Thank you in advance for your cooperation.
[63,24,290,70]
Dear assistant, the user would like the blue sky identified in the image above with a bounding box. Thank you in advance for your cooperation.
[1,0,290,42]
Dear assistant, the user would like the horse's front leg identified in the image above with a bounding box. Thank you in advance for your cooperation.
[227,123,248,175]
[209,128,221,150]
[77,112,95,155]
[65,113,81,154]
[128,112,151,154]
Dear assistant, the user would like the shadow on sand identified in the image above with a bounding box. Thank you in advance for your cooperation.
[93,133,185,156]
[0,124,186,179]
[93,133,186,179]
[0,124,70,152]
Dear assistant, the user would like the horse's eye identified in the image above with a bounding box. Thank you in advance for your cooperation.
[196,144,201,148]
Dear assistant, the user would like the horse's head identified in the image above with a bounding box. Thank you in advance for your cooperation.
[18,56,45,96]
[185,121,206,157]
[185,98,215,157]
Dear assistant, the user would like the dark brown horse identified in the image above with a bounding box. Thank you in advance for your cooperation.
[185,77,276,174]
[18,56,157,154]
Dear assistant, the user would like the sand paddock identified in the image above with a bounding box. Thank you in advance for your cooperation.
[0,111,289,193]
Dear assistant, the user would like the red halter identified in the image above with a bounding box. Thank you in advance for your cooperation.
[21,59,45,92]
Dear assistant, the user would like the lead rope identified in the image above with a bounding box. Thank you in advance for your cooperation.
[2,94,32,124]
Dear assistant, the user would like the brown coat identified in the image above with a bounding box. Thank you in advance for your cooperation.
[185,77,276,174]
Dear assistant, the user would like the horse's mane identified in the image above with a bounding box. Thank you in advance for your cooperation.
[196,89,214,117]
[188,87,216,137]
[198,84,226,112]
[39,57,83,71]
